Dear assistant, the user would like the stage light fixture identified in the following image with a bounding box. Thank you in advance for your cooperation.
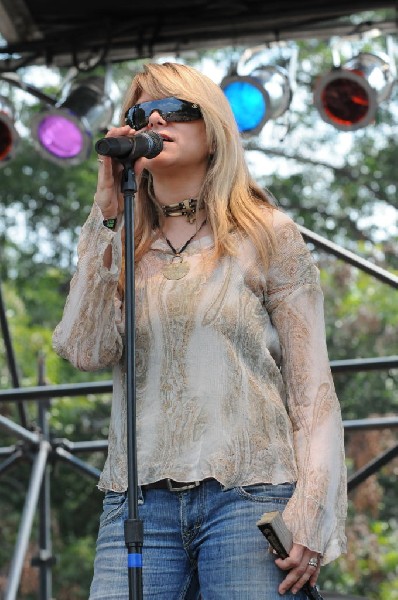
[30,76,114,167]
[0,96,19,167]
[221,65,292,136]
[313,52,395,131]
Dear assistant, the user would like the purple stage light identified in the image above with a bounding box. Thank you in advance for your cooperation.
[37,114,84,158]
[30,77,114,167]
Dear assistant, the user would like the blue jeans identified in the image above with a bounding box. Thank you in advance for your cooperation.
[89,479,305,599]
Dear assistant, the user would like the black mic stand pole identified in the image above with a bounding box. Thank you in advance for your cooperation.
[120,157,143,600]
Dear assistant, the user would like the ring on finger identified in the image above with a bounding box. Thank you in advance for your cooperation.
[308,557,318,568]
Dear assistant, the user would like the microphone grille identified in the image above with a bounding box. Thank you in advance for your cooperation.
[144,131,163,158]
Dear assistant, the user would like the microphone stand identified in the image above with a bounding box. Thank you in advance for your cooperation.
[120,156,143,600]
[95,131,162,599]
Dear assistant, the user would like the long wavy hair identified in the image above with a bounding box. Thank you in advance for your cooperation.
[118,62,277,296]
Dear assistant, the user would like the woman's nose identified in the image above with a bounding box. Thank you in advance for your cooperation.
[147,110,167,128]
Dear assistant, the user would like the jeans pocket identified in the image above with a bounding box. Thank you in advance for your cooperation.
[100,491,127,527]
[235,482,295,504]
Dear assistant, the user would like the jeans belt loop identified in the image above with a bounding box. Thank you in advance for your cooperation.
[166,479,201,492]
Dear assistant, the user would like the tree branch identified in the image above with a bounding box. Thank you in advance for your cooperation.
[245,143,395,207]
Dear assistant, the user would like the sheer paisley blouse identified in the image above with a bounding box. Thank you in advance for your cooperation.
[53,202,347,565]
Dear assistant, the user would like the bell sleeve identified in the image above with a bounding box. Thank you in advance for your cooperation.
[52,201,124,372]
[265,210,347,565]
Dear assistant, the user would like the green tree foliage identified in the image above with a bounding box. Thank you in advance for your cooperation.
[0,20,397,597]
[321,519,398,598]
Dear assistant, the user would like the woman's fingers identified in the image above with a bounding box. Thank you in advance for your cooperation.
[95,125,138,217]
[95,155,121,217]
[309,559,321,587]
[275,544,321,595]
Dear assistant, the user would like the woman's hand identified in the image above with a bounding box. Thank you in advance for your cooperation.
[95,125,138,219]
[275,543,321,595]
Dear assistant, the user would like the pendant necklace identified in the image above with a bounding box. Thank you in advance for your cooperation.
[162,219,207,280]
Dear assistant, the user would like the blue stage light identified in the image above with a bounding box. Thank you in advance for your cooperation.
[222,76,268,134]
[221,66,293,136]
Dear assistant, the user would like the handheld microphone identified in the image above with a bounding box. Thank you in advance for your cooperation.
[95,131,163,161]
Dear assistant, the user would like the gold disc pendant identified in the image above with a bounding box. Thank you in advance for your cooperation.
[163,256,190,280]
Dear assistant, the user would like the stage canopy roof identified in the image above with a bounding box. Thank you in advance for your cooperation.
[0,1,397,71]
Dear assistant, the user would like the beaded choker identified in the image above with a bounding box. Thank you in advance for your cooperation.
[160,198,198,223]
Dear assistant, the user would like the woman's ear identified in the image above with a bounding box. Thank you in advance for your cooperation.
[208,141,216,159]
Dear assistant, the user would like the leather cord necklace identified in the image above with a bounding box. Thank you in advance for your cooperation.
[162,218,207,280]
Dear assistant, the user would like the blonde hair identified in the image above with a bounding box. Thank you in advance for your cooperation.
[118,62,277,295]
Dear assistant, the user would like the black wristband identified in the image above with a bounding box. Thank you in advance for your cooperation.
[102,217,117,230]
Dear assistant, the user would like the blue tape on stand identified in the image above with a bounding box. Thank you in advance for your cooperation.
[128,553,142,568]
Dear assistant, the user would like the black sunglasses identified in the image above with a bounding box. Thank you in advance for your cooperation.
[125,97,202,131]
